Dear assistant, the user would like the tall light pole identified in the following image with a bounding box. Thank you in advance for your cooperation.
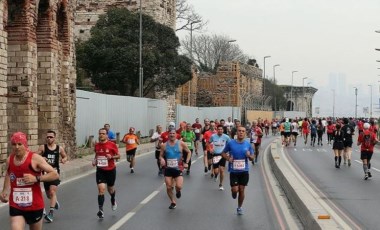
[139,0,143,97]
[302,77,308,113]
[189,20,201,62]
[368,84,373,118]
[290,71,298,111]
[262,56,271,97]
[354,87,358,118]
[332,89,335,118]
[273,64,280,111]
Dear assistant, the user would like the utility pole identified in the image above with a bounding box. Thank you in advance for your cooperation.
[354,87,358,118]
[290,71,298,111]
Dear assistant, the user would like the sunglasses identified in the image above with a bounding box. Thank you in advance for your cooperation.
[46,136,54,139]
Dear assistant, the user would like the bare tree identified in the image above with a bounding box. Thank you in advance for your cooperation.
[176,0,207,32]
[181,34,249,72]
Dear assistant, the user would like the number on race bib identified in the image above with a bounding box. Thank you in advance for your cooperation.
[13,188,33,206]
[127,139,135,144]
[186,142,192,147]
[232,160,246,170]
[167,159,178,168]
[213,155,222,164]
[97,157,108,167]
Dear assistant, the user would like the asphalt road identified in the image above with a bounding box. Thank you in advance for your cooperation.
[0,135,292,230]
[284,134,380,229]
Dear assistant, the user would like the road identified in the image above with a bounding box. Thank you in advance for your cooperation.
[0,136,293,230]
[284,134,380,229]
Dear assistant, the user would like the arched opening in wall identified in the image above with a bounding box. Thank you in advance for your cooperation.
[6,0,27,35]
[286,101,294,111]
[36,0,51,48]
[57,1,70,56]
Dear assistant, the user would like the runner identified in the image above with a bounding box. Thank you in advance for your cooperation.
[93,128,120,218]
[301,118,310,145]
[316,118,324,146]
[249,120,263,164]
[200,119,211,173]
[204,121,217,177]
[283,118,291,146]
[150,125,163,176]
[291,119,299,146]
[36,130,68,223]
[357,123,378,180]
[0,132,59,230]
[209,125,231,190]
[326,120,335,145]
[104,123,116,143]
[181,123,196,175]
[122,127,140,173]
[159,130,191,209]
[332,124,344,168]
[310,119,317,147]
[271,119,278,136]
[222,126,254,215]
[263,119,270,137]
[342,118,354,166]
[191,118,202,155]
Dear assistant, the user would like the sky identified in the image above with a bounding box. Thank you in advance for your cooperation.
[177,0,380,117]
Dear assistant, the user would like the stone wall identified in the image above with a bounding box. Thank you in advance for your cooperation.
[0,0,77,163]
[75,0,176,41]
[178,61,263,108]
[280,85,318,117]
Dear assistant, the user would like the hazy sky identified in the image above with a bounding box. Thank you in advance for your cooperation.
[177,0,380,116]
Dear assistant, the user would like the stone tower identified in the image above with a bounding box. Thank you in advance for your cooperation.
[75,0,176,41]
[0,0,77,163]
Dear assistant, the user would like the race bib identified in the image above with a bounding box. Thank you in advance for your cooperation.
[13,188,33,206]
[127,139,136,144]
[167,159,178,168]
[213,155,222,164]
[97,156,108,167]
[233,160,246,170]
[186,142,192,147]
[195,129,200,133]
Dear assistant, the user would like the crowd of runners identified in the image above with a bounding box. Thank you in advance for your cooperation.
[0,116,378,229]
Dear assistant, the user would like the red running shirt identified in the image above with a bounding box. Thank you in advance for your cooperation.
[94,141,119,171]
[8,152,44,211]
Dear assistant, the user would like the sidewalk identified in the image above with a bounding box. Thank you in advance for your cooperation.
[0,142,156,191]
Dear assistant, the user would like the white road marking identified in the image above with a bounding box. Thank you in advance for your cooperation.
[109,212,136,230]
[140,190,159,204]
[372,167,380,172]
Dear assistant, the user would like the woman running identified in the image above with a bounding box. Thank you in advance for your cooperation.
[326,120,335,145]
[332,123,344,168]
[301,118,310,145]
[317,118,324,146]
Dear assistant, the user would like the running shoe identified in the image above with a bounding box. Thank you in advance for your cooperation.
[211,173,214,178]
[186,170,190,175]
[112,202,117,211]
[348,159,351,166]
[44,212,53,223]
[204,167,208,173]
[169,203,176,209]
[131,168,134,174]
[368,171,372,178]
[176,190,181,199]
[54,201,60,210]
[364,174,369,180]
[237,207,243,215]
[208,165,212,171]
[97,210,104,219]
[219,185,224,191]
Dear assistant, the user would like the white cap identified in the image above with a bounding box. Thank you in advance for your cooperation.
[285,118,289,122]
[364,123,370,129]
[169,122,175,127]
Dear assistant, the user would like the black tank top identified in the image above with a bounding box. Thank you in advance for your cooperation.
[43,144,60,173]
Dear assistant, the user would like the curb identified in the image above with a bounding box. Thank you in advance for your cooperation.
[268,139,351,230]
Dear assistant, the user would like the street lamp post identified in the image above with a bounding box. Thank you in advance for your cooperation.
[139,0,143,97]
[332,89,335,118]
[290,71,298,111]
[368,84,373,118]
[354,87,358,118]
[263,56,271,98]
[302,77,308,113]
[273,64,280,111]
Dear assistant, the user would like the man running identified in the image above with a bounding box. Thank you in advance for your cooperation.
[93,128,120,218]
[159,130,191,209]
[357,123,378,180]
[36,130,67,223]
[209,125,230,190]
[204,121,217,176]
[150,125,163,176]
[122,127,140,173]
[181,123,196,175]
[192,118,202,155]
[0,132,59,230]
[222,127,254,215]
[104,124,116,143]
[249,120,263,164]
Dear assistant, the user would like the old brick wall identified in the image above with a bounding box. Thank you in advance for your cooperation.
[75,0,176,41]
[0,0,77,164]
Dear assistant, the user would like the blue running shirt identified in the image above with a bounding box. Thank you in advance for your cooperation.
[209,134,230,155]
[223,139,254,173]
[165,141,182,170]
